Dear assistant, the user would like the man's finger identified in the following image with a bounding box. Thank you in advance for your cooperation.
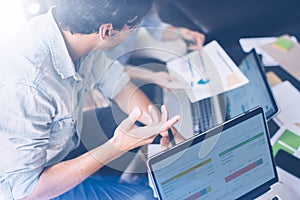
[149,105,159,124]
[148,114,180,135]
[161,105,168,122]
[119,107,142,131]
[164,115,181,132]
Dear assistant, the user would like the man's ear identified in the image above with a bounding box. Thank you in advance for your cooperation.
[99,23,113,40]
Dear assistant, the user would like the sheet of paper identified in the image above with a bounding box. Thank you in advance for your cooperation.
[276,167,300,197]
[239,36,298,66]
[272,81,300,126]
[271,123,300,159]
[167,40,249,103]
[261,35,300,81]
[166,81,190,89]
[266,71,282,86]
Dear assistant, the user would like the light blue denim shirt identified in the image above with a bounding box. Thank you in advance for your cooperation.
[0,8,129,200]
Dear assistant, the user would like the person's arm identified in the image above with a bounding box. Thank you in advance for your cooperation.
[141,3,205,50]
[21,141,122,200]
[22,106,180,200]
[124,66,180,89]
[163,26,205,50]
[113,81,159,125]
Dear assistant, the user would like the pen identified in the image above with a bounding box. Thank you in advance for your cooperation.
[198,54,210,84]
[187,58,194,87]
[168,128,176,147]
[199,54,207,73]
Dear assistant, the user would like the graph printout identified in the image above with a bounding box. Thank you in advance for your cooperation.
[167,40,249,102]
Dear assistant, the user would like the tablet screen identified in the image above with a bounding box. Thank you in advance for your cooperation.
[225,50,278,120]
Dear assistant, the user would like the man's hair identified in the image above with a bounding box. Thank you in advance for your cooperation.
[54,0,153,34]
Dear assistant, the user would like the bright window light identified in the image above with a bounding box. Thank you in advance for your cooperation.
[0,1,26,42]
[28,2,41,15]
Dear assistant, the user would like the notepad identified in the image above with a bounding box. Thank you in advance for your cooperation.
[261,35,300,81]
[273,37,294,51]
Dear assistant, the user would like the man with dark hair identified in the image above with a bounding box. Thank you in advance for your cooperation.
[54,0,149,34]
[0,0,181,199]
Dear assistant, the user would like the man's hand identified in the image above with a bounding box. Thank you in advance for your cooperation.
[160,126,186,150]
[110,105,180,152]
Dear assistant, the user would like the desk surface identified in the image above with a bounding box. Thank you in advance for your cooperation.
[159,2,300,196]
[266,66,299,137]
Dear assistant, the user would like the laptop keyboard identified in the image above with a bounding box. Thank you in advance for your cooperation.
[191,98,217,134]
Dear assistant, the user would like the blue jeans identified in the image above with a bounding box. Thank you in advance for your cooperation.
[53,176,156,200]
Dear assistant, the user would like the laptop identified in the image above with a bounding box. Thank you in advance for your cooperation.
[147,107,298,200]
[187,49,279,134]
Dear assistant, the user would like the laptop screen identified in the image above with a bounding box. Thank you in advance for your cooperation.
[225,50,278,120]
[148,107,277,200]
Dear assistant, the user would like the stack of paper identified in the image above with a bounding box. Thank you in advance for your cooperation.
[239,36,298,67]
[272,81,300,127]
[167,40,249,103]
[261,35,300,81]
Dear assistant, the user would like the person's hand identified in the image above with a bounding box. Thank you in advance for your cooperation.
[160,127,186,150]
[178,27,205,51]
[110,105,180,152]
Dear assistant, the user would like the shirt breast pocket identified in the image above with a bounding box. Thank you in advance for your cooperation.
[0,178,13,200]
[51,115,75,132]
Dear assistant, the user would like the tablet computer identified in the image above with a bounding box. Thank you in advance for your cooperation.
[225,49,279,120]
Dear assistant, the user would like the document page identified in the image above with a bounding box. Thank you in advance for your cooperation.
[239,36,298,66]
[272,81,300,126]
[261,35,300,81]
[167,40,249,102]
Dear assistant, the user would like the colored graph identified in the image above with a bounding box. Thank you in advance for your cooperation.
[225,159,263,182]
[161,158,212,186]
[184,186,212,200]
[219,132,264,157]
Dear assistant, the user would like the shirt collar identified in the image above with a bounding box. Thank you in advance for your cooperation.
[46,7,76,79]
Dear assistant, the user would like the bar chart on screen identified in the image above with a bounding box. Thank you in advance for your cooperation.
[157,157,215,199]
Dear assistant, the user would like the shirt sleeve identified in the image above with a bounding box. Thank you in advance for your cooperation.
[0,83,54,199]
[84,50,130,99]
[140,5,171,41]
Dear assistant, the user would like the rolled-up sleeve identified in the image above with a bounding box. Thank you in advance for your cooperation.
[96,60,130,99]
[140,6,171,41]
[0,83,54,199]
[83,50,130,100]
